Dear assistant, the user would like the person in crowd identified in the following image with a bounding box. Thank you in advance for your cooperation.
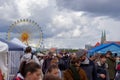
[96,54,109,80]
[46,64,60,78]
[50,57,62,78]
[14,61,42,80]
[115,62,120,80]
[89,55,95,61]
[106,51,116,80]
[69,53,76,60]
[115,54,120,69]
[50,57,59,65]
[21,46,40,65]
[13,61,25,80]
[63,57,88,80]
[114,53,118,58]
[90,54,101,63]
[37,53,45,67]
[58,51,70,71]
[77,50,97,80]
[43,74,61,80]
[42,52,53,74]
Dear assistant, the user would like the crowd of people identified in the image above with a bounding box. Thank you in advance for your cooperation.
[9,46,120,80]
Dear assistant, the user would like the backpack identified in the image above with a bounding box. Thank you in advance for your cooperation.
[22,53,34,62]
[31,53,34,59]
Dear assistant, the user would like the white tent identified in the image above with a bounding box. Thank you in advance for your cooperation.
[0,38,24,80]
[0,41,8,80]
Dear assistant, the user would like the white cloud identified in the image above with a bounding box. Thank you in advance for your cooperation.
[14,0,49,18]
[0,2,16,20]
[52,15,73,28]
[72,26,82,37]
[0,32,7,39]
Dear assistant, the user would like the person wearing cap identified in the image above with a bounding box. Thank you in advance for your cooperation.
[76,50,97,80]
[63,57,88,80]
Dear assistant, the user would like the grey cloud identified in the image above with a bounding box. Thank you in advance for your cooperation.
[57,0,120,18]
[0,19,12,32]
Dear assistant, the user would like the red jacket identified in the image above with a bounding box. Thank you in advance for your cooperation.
[0,72,3,80]
[117,64,120,71]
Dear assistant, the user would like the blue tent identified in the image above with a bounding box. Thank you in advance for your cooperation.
[0,38,24,51]
[88,43,120,56]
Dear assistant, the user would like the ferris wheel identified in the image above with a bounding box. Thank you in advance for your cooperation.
[7,19,43,48]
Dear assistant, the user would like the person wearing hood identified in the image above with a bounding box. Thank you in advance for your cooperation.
[76,50,97,80]
[21,46,40,65]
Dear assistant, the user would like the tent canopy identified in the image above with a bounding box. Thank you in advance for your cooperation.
[88,43,120,56]
[0,38,23,51]
[10,38,36,51]
[0,41,8,52]
[0,41,8,80]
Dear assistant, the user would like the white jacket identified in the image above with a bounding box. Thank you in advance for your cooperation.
[21,53,40,65]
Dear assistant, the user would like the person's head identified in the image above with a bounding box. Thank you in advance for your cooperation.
[106,51,112,57]
[50,57,59,65]
[43,74,61,80]
[114,53,118,57]
[76,50,87,62]
[24,46,32,53]
[46,64,59,77]
[71,57,81,67]
[56,54,62,59]
[19,61,41,80]
[89,55,95,61]
[37,53,44,60]
[100,54,106,64]
[48,52,53,56]
[70,53,76,59]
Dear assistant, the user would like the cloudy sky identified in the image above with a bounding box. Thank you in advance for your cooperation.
[0,0,120,49]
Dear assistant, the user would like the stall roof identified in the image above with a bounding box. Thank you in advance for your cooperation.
[88,43,120,55]
[0,38,24,51]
